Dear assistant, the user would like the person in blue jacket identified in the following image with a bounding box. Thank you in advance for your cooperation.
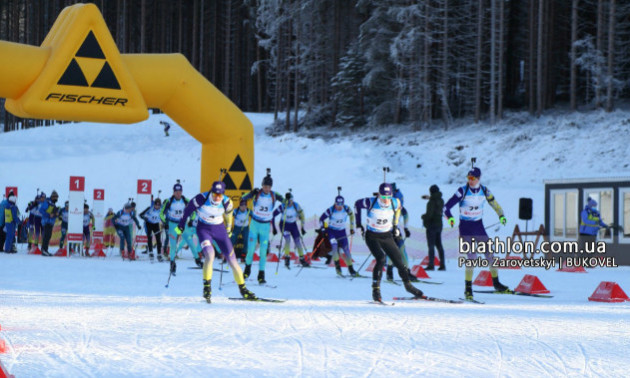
[39,190,60,256]
[578,198,608,252]
[2,191,19,253]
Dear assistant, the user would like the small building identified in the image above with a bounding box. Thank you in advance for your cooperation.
[544,177,630,265]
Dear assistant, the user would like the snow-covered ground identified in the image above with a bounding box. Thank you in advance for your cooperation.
[1,109,630,377]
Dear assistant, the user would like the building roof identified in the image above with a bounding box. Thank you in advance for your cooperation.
[544,177,630,185]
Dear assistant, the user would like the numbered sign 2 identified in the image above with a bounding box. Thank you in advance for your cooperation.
[5,186,17,198]
[137,180,152,195]
[70,176,85,192]
[94,189,105,201]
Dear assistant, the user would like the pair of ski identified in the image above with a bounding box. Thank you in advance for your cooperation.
[371,295,464,306]
[337,273,370,279]
[228,297,286,303]
[223,279,278,289]
[457,290,554,304]
[385,279,443,286]
[473,289,554,298]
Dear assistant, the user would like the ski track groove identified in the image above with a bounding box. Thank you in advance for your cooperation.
[525,321,569,376]
[577,342,591,377]
[364,342,386,378]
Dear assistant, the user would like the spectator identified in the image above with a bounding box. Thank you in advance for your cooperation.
[422,185,446,271]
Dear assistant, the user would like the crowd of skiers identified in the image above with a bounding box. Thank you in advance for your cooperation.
[2,164,519,302]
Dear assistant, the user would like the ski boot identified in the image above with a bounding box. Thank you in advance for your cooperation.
[385,265,394,281]
[170,260,177,276]
[325,254,332,265]
[243,264,251,279]
[299,256,310,267]
[239,284,257,300]
[42,249,52,257]
[258,270,266,284]
[348,264,358,277]
[403,281,424,298]
[203,279,211,303]
[334,260,343,276]
[195,257,203,268]
[465,280,474,300]
[372,282,382,302]
[438,265,446,271]
[157,253,163,262]
[407,268,419,282]
[492,276,512,293]
[284,255,291,269]
[425,264,435,271]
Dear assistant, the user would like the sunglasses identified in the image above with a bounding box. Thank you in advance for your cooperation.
[379,195,392,200]
[467,176,479,181]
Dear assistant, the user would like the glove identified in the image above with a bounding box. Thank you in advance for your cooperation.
[174,225,184,235]
[357,225,365,236]
[319,227,326,234]
[164,222,169,230]
[252,188,260,196]
[404,227,411,238]
[228,230,233,238]
[187,219,194,227]
[301,227,306,236]
[500,216,507,225]
[448,217,455,228]
[272,227,278,236]
[393,228,401,238]
[350,229,355,235]
[92,226,96,231]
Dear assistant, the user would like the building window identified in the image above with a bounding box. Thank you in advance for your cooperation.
[620,188,630,244]
[584,188,613,241]
[550,189,578,241]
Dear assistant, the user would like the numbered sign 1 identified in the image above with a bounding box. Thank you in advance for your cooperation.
[70,176,85,192]
[68,176,86,250]
[5,186,17,198]
[137,180,152,195]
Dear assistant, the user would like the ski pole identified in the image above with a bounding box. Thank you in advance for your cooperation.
[295,235,326,277]
[165,270,173,288]
[218,255,225,291]
[484,221,500,231]
[350,253,372,281]
[275,199,289,275]
[275,230,286,274]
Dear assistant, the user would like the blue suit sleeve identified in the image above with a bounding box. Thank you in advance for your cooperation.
[178,193,206,230]
[443,187,464,219]
[354,198,370,228]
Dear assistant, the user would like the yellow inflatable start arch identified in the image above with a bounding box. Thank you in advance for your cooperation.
[0,3,254,199]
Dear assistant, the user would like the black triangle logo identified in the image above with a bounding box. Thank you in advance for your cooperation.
[75,31,106,59]
[91,62,120,89]
[239,174,252,190]
[57,58,89,86]
[229,155,247,172]
[223,173,237,190]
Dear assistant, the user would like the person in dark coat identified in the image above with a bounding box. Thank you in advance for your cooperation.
[422,185,446,271]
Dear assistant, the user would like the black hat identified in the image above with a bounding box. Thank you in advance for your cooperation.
[262,175,273,187]
[430,185,440,194]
